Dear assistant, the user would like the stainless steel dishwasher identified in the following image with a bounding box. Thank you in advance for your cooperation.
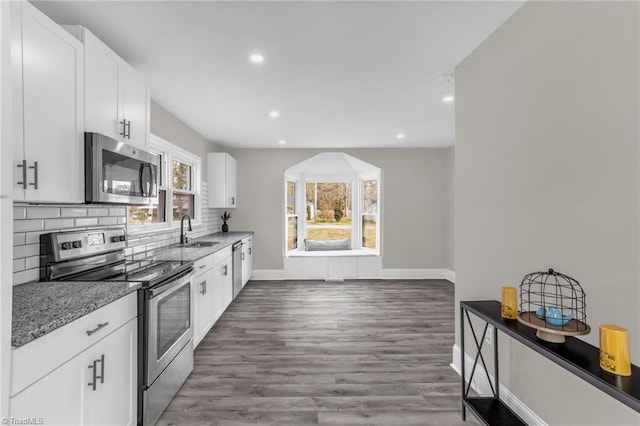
[232,241,243,298]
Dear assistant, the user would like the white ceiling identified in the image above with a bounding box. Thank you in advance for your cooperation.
[32,1,524,149]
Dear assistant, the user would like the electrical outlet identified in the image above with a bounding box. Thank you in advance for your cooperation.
[485,325,494,345]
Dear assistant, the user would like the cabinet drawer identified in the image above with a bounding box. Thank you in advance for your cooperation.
[213,246,232,266]
[194,254,214,274]
[11,292,137,396]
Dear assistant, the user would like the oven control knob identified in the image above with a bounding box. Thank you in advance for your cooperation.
[119,235,126,242]
[72,240,82,248]
[111,236,119,243]
[61,242,72,250]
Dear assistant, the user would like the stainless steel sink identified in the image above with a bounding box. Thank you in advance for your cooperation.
[175,241,221,248]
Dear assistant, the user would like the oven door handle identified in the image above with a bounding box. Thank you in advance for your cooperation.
[149,268,194,298]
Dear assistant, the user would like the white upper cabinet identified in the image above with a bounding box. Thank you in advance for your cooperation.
[67,26,150,149]
[11,2,84,203]
[208,153,237,208]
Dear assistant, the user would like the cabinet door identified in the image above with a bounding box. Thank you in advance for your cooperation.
[16,2,83,203]
[9,352,85,424]
[212,262,225,321]
[84,318,137,426]
[120,67,149,149]
[221,257,233,309]
[247,241,253,281]
[226,154,237,207]
[84,33,120,140]
[193,268,215,347]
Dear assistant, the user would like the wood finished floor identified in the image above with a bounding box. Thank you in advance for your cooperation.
[157,280,477,426]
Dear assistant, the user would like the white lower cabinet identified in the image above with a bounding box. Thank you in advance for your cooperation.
[220,255,233,310]
[10,317,137,426]
[193,248,235,349]
[241,236,253,287]
[193,254,215,347]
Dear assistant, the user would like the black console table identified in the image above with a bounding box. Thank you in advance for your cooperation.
[460,300,640,425]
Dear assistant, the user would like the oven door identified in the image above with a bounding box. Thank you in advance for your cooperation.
[86,132,158,205]
[146,269,193,385]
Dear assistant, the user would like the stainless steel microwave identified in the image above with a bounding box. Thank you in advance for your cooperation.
[85,133,158,205]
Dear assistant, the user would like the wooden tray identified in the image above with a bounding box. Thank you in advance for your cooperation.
[517,311,591,343]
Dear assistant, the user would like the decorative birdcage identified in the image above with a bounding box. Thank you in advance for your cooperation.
[518,268,590,343]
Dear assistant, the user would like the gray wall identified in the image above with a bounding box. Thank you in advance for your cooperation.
[226,148,451,271]
[455,1,639,424]
[150,100,218,179]
[445,147,454,271]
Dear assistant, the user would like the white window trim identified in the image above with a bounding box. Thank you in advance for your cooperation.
[284,173,381,257]
[128,133,202,234]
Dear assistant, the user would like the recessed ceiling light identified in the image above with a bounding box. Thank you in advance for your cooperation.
[250,53,264,64]
[396,133,405,139]
[443,96,455,103]
[269,110,280,118]
[278,140,287,145]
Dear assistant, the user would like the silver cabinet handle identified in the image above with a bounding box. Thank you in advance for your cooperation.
[126,120,131,139]
[223,265,228,276]
[120,119,127,137]
[231,197,235,205]
[242,252,245,261]
[88,360,97,391]
[200,280,207,295]
[96,354,105,385]
[87,354,105,391]
[199,265,206,270]
[17,160,27,189]
[28,162,38,189]
[86,322,109,336]
[249,247,252,255]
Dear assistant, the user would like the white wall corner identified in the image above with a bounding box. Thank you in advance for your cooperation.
[252,269,286,280]
[445,269,455,283]
[451,344,547,426]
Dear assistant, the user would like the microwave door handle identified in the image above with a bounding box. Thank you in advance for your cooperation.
[147,162,154,197]
[138,163,144,196]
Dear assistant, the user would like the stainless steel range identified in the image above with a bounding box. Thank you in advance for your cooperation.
[40,228,194,426]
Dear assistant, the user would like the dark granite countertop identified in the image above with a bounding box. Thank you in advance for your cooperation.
[12,280,141,348]
[11,231,253,348]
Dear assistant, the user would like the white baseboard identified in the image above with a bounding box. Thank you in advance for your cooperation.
[451,344,546,426]
[254,268,456,282]
[381,268,455,282]
[252,269,286,280]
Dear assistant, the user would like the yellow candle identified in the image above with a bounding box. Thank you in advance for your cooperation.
[600,324,631,376]
[501,286,517,319]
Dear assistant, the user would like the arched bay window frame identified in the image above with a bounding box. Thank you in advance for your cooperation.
[284,153,381,257]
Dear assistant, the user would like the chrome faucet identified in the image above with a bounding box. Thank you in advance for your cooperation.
[180,214,192,244]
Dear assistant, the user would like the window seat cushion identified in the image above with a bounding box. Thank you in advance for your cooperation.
[304,238,351,251]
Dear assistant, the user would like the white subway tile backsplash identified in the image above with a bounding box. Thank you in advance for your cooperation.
[27,207,60,219]
[98,217,118,226]
[109,207,126,216]
[44,218,75,230]
[61,208,88,218]
[88,208,109,217]
[12,181,220,285]
[75,217,99,227]
[14,244,39,259]
[13,233,25,246]
[13,269,39,285]
[14,220,44,232]
[25,256,39,270]
[25,231,42,245]
[13,259,25,272]
[13,207,26,220]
